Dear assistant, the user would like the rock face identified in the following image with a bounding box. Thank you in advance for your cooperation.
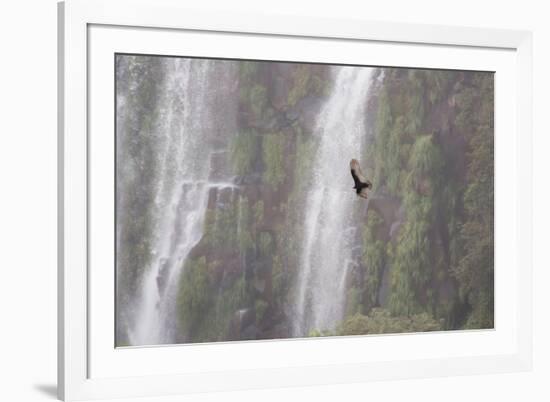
[228,308,256,341]
[368,195,403,242]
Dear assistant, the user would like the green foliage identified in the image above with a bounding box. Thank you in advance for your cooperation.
[405,70,426,133]
[370,71,436,193]
[204,274,250,342]
[452,74,494,329]
[311,75,326,96]
[308,309,441,338]
[177,255,252,343]
[387,216,430,316]
[230,130,258,176]
[346,286,362,317]
[253,200,264,226]
[287,65,311,106]
[258,231,274,256]
[238,62,264,118]
[203,202,239,252]
[177,257,212,336]
[262,133,286,187]
[337,309,441,336]
[308,328,334,337]
[255,299,269,324]
[362,210,386,312]
[383,117,407,194]
[425,71,450,105]
[337,313,371,335]
[366,68,494,330]
[387,135,444,316]
[249,84,268,120]
[239,61,259,82]
[271,254,288,308]
[407,135,444,185]
[371,88,393,188]
[236,197,253,252]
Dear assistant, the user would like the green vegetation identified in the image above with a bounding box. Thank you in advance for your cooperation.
[262,133,286,187]
[237,197,253,252]
[287,65,311,107]
[361,68,494,330]
[287,65,326,106]
[337,309,441,335]
[255,299,269,324]
[271,254,289,309]
[230,130,258,176]
[253,200,264,226]
[388,134,444,316]
[177,255,251,342]
[203,200,240,252]
[452,75,494,329]
[177,257,212,337]
[249,84,268,120]
[361,210,386,312]
[308,308,441,337]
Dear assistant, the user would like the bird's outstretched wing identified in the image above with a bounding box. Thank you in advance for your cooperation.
[350,159,372,189]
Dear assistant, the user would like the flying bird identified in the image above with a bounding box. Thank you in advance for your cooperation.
[350,159,372,199]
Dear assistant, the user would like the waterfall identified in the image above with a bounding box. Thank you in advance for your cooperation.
[122,58,238,346]
[292,66,374,337]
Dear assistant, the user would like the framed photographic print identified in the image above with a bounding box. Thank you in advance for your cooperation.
[58,0,533,400]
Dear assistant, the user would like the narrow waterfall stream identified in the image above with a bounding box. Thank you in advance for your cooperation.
[293,66,374,337]
[125,58,239,346]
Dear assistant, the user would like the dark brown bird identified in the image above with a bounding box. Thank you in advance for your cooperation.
[350,159,372,199]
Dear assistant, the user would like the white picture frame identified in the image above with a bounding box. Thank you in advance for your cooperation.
[58,0,533,400]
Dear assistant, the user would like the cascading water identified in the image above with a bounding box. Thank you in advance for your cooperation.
[121,58,239,346]
[292,66,374,337]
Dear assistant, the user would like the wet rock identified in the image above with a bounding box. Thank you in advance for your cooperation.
[284,108,300,122]
[292,95,324,132]
[227,308,256,340]
[366,194,405,245]
[235,172,262,186]
[240,323,258,340]
[206,187,219,209]
[253,277,266,293]
[208,150,232,181]
[259,321,291,340]
[216,187,238,209]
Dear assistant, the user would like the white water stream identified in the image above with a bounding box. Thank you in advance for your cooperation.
[128,59,238,345]
[292,66,374,336]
